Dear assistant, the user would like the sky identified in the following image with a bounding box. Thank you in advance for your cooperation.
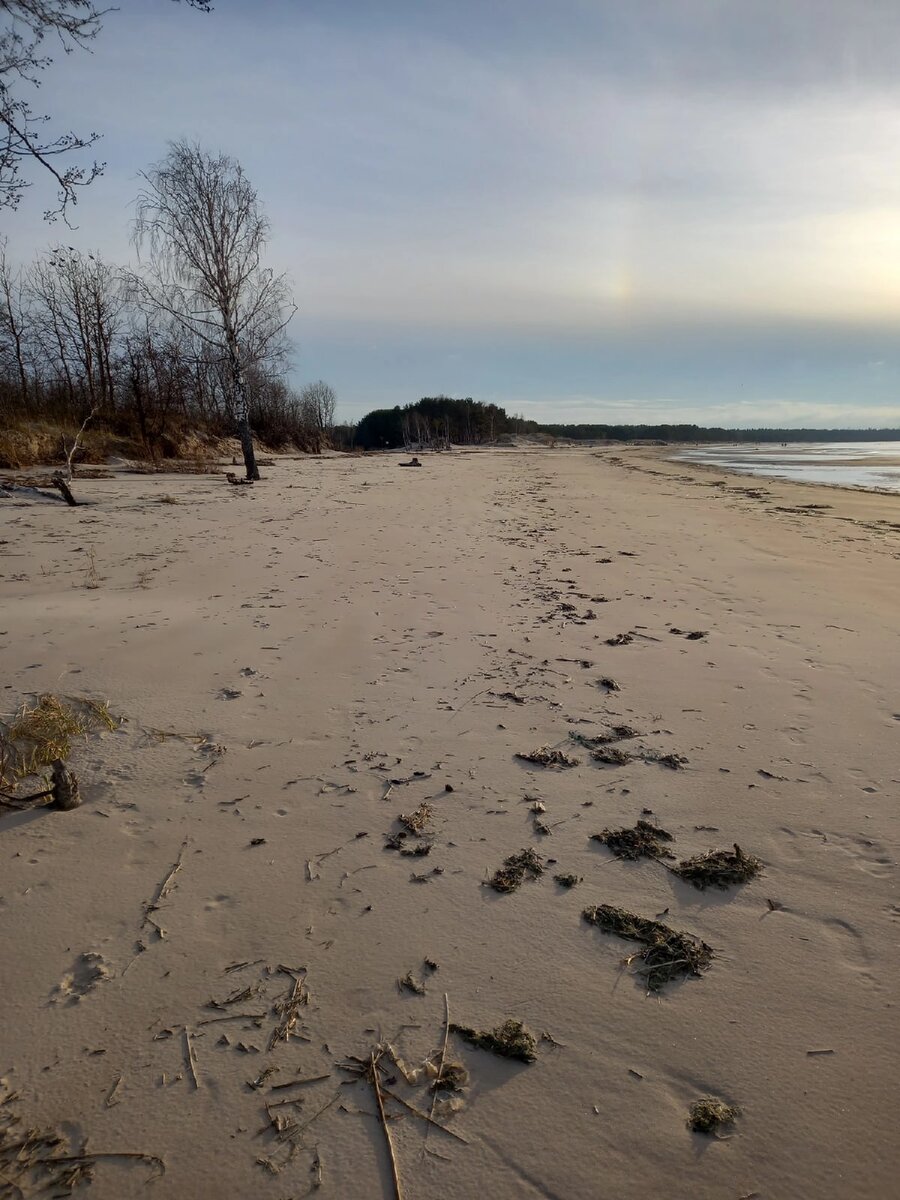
[7,0,900,426]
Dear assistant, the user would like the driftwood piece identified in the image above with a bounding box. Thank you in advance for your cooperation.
[399,457,422,467]
[50,472,78,506]
[0,759,81,812]
[50,759,81,809]
[0,481,73,505]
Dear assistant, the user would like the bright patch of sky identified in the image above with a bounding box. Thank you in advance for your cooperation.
[7,0,900,425]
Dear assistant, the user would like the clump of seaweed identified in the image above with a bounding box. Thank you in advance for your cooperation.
[0,693,118,790]
[688,1097,740,1135]
[591,746,633,766]
[384,829,432,856]
[486,847,544,893]
[570,726,639,750]
[591,820,674,861]
[398,972,426,996]
[433,1061,468,1091]
[605,633,633,646]
[657,748,691,768]
[553,873,581,888]
[582,904,713,991]
[597,677,621,691]
[450,1019,537,1063]
[674,844,763,890]
[515,746,579,768]
[398,802,432,834]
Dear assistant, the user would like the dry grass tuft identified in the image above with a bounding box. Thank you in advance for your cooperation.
[0,694,119,789]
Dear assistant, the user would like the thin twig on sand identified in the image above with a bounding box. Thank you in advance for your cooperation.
[370,1051,403,1200]
[183,1027,200,1089]
[426,993,451,1142]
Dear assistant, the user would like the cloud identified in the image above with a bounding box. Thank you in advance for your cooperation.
[7,0,900,420]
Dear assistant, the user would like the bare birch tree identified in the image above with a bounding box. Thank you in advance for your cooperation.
[130,140,295,479]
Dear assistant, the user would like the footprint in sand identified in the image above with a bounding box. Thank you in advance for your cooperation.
[52,952,112,1004]
[827,832,895,878]
[819,917,876,985]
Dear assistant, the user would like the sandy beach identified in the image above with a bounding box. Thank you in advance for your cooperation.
[1,445,898,1200]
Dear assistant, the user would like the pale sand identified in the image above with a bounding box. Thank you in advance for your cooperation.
[1,446,897,1199]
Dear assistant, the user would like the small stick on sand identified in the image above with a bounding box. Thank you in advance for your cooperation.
[197,1011,266,1027]
[184,1027,200,1089]
[371,1051,403,1200]
[425,992,451,1147]
[42,1150,164,1179]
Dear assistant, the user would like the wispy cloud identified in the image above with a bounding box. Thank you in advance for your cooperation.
[7,0,900,422]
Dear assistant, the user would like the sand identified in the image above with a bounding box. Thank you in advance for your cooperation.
[0,445,897,1199]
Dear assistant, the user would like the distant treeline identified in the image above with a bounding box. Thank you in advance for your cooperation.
[542,424,900,443]
[355,396,540,449]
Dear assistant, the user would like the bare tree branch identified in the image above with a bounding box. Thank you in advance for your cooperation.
[0,1,211,221]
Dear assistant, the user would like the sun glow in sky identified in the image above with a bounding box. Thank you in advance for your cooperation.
[8,0,900,425]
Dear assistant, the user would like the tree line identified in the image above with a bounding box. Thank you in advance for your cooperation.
[354,396,540,450]
[0,142,338,471]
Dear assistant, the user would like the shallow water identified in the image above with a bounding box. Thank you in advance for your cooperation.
[674,441,900,493]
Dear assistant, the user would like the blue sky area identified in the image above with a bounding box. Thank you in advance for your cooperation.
[7,0,900,426]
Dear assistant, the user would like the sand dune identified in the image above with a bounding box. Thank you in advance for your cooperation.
[1,446,897,1199]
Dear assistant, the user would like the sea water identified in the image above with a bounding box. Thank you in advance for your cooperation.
[673,442,900,494]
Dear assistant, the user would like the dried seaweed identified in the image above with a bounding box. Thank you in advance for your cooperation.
[582,904,713,991]
[398,802,432,834]
[553,873,581,888]
[449,1019,537,1063]
[688,1097,740,1135]
[605,633,634,646]
[515,746,579,768]
[591,820,675,861]
[486,847,544,893]
[673,844,763,890]
[652,752,689,770]
[591,746,633,766]
[384,830,432,855]
[596,677,621,691]
[398,972,426,996]
[570,726,638,749]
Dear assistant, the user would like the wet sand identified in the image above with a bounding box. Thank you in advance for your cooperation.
[1,446,898,1199]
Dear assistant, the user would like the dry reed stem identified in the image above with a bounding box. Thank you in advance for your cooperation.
[370,1051,403,1200]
